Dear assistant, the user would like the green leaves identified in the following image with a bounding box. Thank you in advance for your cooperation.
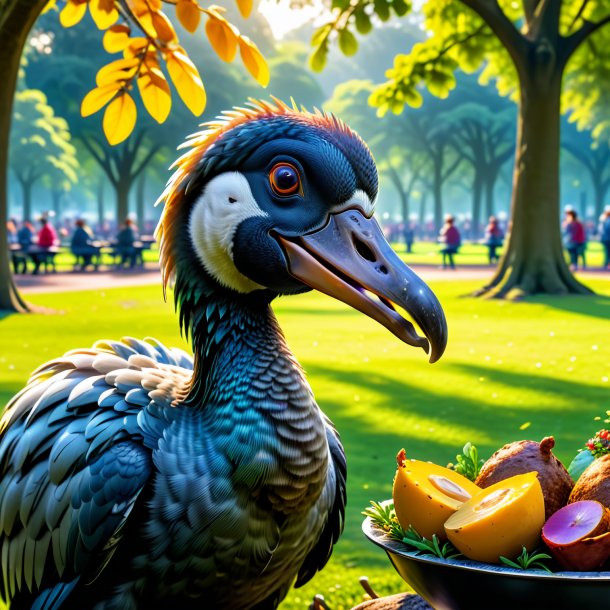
[338,29,358,56]
[10,89,79,190]
[354,8,372,34]
[363,501,462,560]
[499,547,553,572]
[309,0,413,71]
[451,442,484,482]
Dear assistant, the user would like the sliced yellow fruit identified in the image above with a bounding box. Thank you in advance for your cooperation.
[392,449,481,540]
[444,471,545,563]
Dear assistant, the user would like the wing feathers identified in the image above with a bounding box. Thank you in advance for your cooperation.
[0,337,193,605]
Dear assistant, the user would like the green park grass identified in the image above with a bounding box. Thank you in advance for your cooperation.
[1,277,610,608]
[39,239,608,273]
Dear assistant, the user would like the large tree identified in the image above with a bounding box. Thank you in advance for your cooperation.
[10,88,78,221]
[449,102,514,236]
[313,0,610,297]
[563,121,610,220]
[0,0,267,313]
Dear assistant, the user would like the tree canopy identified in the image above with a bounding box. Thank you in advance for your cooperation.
[10,88,78,221]
[43,0,269,145]
[313,0,610,297]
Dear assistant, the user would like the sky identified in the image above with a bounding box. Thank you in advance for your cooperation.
[258,0,326,39]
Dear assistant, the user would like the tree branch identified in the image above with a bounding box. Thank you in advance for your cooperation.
[562,139,594,173]
[131,143,162,180]
[535,0,562,38]
[79,135,116,186]
[522,0,539,28]
[459,0,528,74]
[567,0,590,33]
[564,12,610,59]
[442,153,463,182]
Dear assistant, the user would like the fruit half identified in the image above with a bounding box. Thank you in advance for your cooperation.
[542,500,610,570]
[393,449,480,540]
[444,471,545,563]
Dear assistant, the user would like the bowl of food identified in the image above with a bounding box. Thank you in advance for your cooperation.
[363,513,610,610]
[362,435,610,609]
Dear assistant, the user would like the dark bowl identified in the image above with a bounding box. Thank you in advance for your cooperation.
[363,511,610,610]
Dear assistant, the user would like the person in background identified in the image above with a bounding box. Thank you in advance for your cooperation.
[115,218,138,268]
[33,216,59,274]
[15,221,34,274]
[70,219,98,271]
[483,216,504,265]
[404,223,415,254]
[7,219,25,274]
[17,220,34,250]
[600,207,610,270]
[438,214,461,270]
[563,209,587,270]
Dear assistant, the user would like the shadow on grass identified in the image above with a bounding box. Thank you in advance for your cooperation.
[304,359,605,562]
[525,292,610,321]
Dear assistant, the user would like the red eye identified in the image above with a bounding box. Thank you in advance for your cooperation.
[269,163,301,197]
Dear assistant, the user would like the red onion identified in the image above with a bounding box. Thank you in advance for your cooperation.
[542,500,610,570]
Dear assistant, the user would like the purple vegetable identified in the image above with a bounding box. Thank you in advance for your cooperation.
[543,501,606,545]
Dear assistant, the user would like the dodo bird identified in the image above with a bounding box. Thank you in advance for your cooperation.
[0,99,447,609]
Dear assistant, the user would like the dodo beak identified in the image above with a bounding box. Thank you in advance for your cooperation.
[276,209,448,363]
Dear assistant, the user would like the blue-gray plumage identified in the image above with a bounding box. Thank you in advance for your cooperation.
[0,100,447,609]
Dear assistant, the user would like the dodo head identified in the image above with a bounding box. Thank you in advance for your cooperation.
[158,99,447,362]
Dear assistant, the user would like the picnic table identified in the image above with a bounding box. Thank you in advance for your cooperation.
[9,236,157,274]
[9,243,63,274]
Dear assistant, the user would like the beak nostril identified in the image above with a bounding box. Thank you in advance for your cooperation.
[378,265,388,274]
[353,235,376,263]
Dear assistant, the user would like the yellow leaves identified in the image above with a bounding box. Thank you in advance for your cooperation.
[103,24,131,53]
[166,50,206,116]
[89,0,119,30]
[177,0,201,33]
[202,6,268,85]
[151,11,178,43]
[59,1,87,28]
[59,0,267,145]
[205,8,238,62]
[81,83,121,117]
[103,93,137,145]
[235,0,252,18]
[95,57,139,87]
[42,0,57,15]
[137,63,171,123]
[238,36,269,87]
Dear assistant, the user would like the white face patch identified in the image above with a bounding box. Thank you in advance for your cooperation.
[188,172,268,293]
[332,189,375,218]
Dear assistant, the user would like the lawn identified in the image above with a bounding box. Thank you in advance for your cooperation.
[27,239,608,274]
[1,277,610,608]
[394,239,607,268]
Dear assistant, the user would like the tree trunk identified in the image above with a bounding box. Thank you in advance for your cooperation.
[51,189,62,220]
[484,165,499,220]
[471,173,483,239]
[432,162,443,235]
[19,179,33,222]
[0,0,48,313]
[477,70,591,298]
[97,178,105,229]
[591,174,610,222]
[418,192,427,234]
[116,178,130,225]
[136,173,145,228]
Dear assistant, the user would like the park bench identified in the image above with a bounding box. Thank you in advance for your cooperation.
[9,243,62,274]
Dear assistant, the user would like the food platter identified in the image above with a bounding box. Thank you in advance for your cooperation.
[362,509,610,610]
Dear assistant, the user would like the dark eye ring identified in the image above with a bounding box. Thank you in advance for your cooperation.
[269,163,301,197]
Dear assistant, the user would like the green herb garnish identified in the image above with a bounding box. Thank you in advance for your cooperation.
[450,442,484,481]
[363,501,462,560]
[499,547,553,572]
